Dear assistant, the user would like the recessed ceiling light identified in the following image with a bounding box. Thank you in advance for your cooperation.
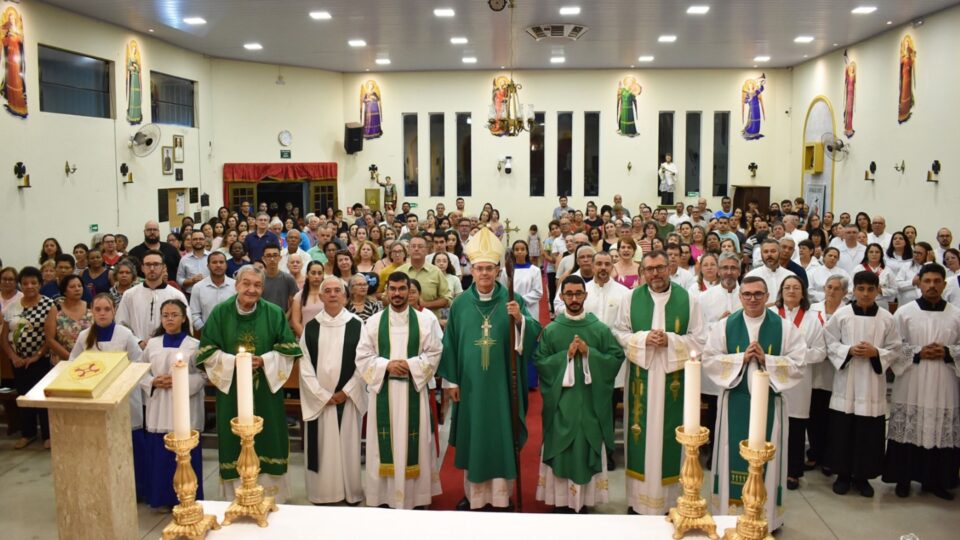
[832,43,838,46]
[183,17,207,25]
[630,65,635,68]
[803,54,809,58]
[434,8,455,17]
[753,55,770,62]
[687,6,710,15]
[309,11,332,20]
[886,20,893,25]
[375,58,391,65]
[851,6,877,15]
[365,68,370,72]
[243,43,263,51]
[794,36,814,43]
[559,6,581,15]
[462,56,477,64]
[500,65,506,69]
[148,28,154,33]
[550,56,566,64]
[658,35,677,43]
[450,37,468,44]
[638,55,655,62]
[348,39,367,47]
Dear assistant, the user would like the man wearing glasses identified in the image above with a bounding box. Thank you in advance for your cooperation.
[702,276,806,532]
[117,250,190,349]
[612,250,705,515]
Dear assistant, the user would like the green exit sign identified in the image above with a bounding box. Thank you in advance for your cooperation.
[280,150,291,159]
[89,224,99,233]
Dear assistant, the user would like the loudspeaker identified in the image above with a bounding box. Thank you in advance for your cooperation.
[344,123,363,154]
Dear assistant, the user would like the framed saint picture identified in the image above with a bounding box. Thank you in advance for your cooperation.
[161,146,174,175]
[173,135,184,163]
[175,168,183,181]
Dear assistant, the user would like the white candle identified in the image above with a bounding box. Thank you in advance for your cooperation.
[236,347,254,425]
[683,356,701,434]
[171,354,191,439]
[748,370,770,450]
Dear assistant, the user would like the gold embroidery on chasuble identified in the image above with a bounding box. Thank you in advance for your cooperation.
[630,368,645,443]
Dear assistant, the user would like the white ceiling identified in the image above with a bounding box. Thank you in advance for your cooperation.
[40,0,960,71]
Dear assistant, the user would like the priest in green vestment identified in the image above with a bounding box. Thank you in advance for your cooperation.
[535,275,624,513]
[439,227,541,510]
[197,265,301,502]
[702,276,805,532]
[612,250,705,515]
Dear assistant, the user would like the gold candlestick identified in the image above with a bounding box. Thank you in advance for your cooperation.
[161,430,220,540]
[723,440,776,540]
[222,416,278,527]
[667,425,719,540]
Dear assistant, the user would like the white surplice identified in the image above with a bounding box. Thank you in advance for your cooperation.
[138,336,205,433]
[69,325,145,429]
[895,261,924,306]
[699,284,741,397]
[115,283,190,341]
[808,303,836,392]
[299,308,368,504]
[824,305,901,417]
[703,311,805,531]
[356,307,443,508]
[498,265,543,316]
[889,300,960,449]
[744,265,795,303]
[612,285,705,515]
[781,307,827,419]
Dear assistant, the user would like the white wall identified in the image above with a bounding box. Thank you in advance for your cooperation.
[790,4,960,244]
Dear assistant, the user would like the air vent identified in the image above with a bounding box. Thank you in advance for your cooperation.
[525,24,590,41]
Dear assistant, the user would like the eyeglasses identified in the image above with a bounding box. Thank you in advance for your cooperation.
[562,291,586,299]
[740,292,767,300]
[143,262,163,268]
[642,265,668,274]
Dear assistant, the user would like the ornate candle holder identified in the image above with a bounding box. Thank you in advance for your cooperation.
[161,430,220,540]
[667,425,719,540]
[222,416,277,527]
[722,440,776,540]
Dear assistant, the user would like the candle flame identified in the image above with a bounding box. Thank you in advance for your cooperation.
[239,346,246,354]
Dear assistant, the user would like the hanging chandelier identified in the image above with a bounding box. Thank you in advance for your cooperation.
[487,1,535,137]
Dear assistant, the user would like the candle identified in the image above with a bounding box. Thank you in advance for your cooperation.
[683,355,701,434]
[236,347,254,425]
[748,370,770,450]
[171,354,191,439]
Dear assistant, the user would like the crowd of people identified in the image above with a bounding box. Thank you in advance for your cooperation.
[1,192,958,523]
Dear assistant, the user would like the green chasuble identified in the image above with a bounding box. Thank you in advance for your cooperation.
[715,309,781,505]
[437,282,541,484]
[535,313,624,485]
[626,284,690,484]
[197,296,302,480]
[375,306,421,478]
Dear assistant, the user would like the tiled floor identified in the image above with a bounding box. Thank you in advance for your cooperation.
[1,427,958,540]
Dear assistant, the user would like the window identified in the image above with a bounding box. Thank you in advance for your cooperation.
[685,111,702,195]
[584,112,600,196]
[712,112,731,196]
[38,45,111,119]
[456,113,472,197]
[403,114,419,197]
[557,112,573,197]
[529,112,545,197]
[151,71,196,127]
[310,183,338,215]
[228,184,256,213]
[429,113,445,197]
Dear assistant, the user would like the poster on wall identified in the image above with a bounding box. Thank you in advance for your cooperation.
[360,79,383,139]
[842,54,856,138]
[1,6,28,118]
[616,76,641,137]
[126,39,143,125]
[898,34,916,124]
[804,184,826,221]
[740,73,766,140]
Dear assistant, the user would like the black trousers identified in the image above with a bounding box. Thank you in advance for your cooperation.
[14,357,52,440]
[547,272,558,313]
[806,389,831,465]
[827,410,885,480]
[702,394,718,458]
[788,417,809,479]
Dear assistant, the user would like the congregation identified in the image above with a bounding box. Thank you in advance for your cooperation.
[2,192,959,528]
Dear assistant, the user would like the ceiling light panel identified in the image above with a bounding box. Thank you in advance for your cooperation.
[559,6,581,16]
[687,6,710,15]
[851,6,878,15]
[434,8,455,17]
[658,35,677,43]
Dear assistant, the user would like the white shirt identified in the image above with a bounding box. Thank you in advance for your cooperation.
[895,261,924,305]
[836,242,866,275]
[867,232,892,250]
[670,266,697,290]
[807,264,850,303]
[788,229,809,244]
[427,251,463,276]
[189,276,236,330]
[668,212,691,227]
[176,251,210,294]
[280,248,313,278]
[744,265,795,301]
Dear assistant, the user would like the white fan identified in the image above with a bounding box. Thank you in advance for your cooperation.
[129,124,162,157]
[821,133,850,162]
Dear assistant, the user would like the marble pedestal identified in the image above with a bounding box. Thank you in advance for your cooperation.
[18,361,151,540]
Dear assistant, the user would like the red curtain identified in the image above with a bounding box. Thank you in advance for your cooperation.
[222,162,337,183]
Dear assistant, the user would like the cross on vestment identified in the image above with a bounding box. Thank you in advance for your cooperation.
[474,317,497,371]
[504,219,520,244]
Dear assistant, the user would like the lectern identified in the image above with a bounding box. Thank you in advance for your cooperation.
[17,361,151,540]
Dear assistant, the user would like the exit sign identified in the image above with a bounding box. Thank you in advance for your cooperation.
[280,150,291,159]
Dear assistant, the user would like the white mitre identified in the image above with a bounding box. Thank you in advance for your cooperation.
[464,227,504,265]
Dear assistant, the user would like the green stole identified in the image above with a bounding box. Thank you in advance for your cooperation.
[715,310,782,506]
[626,284,689,484]
[376,307,422,478]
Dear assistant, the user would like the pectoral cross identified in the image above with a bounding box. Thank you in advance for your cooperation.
[504,218,520,244]
[379,426,390,440]
[474,317,497,371]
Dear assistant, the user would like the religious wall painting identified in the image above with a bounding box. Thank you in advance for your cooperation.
[842,57,856,138]
[1,6,27,118]
[126,39,143,125]
[360,79,383,139]
[173,134,184,163]
[616,76,642,137]
[489,75,512,136]
[898,34,916,124]
[740,73,766,140]
[161,146,173,175]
